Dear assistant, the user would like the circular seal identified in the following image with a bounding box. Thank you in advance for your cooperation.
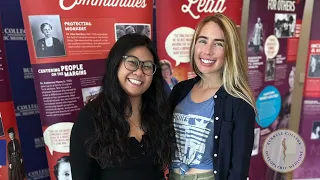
[264,35,279,59]
[262,129,306,173]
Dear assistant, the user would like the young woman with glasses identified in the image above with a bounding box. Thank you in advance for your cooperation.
[69,33,176,180]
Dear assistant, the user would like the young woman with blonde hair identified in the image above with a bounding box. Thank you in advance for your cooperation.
[169,13,257,180]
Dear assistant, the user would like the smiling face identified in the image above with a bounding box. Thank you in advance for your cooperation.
[193,21,225,76]
[161,64,171,79]
[117,46,154,98]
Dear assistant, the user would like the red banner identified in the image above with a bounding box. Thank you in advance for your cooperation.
[0,17,25,180]
[19,0,153,179]
[156,0,243,86]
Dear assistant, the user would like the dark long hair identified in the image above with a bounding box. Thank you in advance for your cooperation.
[86,33,175,169]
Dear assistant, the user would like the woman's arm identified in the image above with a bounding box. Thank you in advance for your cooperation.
[228,102,255,180]
[70,105,98,180]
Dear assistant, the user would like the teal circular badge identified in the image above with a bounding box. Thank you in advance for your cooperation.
[256,86,281,128]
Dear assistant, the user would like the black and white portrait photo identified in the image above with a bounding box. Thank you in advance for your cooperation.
[81,86,101,106]
[115,23,151,41]
[311,121,320,140]
[249,17,264,55]
[274,13,296,38]
[28,15,66,58]
[252,128,260,156]
[265,59,275,81]
[308,55,320,78]
[54,156,72,180]
[7,127,25,180]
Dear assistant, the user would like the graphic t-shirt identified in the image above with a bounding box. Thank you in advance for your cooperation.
[171,91,215,174]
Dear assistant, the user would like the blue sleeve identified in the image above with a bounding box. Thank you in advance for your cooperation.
[172,77,179,85]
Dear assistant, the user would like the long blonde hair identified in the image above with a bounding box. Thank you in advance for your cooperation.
[190,13,257,114]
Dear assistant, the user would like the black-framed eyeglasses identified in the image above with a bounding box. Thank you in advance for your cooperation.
[122,55,158,76]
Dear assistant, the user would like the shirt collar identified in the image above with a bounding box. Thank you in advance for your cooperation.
[192,76,228,99]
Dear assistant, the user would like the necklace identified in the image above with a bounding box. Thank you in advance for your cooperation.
[127,119,144,132]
